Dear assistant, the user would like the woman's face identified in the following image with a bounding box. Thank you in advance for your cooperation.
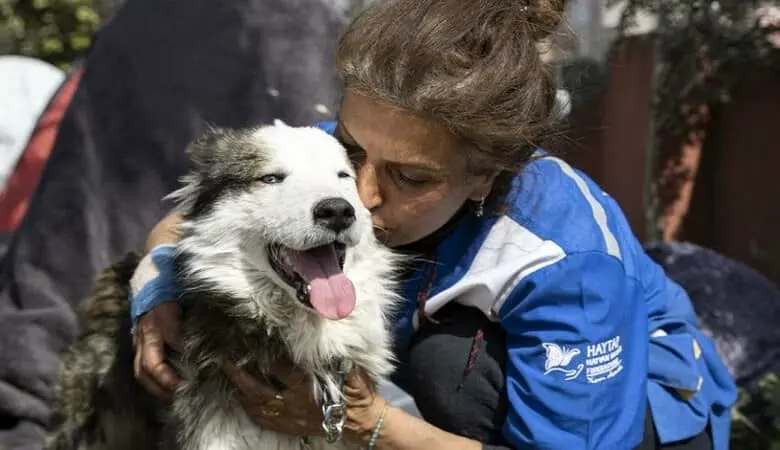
[336,90,495,247]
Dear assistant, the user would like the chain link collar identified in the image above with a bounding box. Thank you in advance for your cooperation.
[320,359,349,443]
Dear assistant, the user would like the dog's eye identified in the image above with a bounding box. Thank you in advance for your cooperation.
[337,171,352,179]
[258,174,286,184]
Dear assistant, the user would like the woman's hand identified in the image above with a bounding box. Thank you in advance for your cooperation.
[145,212,183,252]
[223,360,386,442]
[132,303,183,398]
[132,212,184,398]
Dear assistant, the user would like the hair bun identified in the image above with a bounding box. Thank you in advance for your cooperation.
[524,0,566,40]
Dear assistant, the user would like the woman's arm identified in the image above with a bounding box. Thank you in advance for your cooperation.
[145,211,183,251]
[132,211,185,397]
[347,398,482,450]
[496,251,648,449]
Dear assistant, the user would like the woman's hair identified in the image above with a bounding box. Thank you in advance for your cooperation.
[336,0,566,213]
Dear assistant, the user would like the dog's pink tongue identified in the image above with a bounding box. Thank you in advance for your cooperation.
[290,245,356,320]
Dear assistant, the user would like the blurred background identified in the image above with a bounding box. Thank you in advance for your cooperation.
[3,0,779,281]
[0,0,779,448]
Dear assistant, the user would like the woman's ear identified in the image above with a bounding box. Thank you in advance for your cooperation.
[467,172,499,201]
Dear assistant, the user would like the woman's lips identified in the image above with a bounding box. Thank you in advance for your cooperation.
[372,226,391,243]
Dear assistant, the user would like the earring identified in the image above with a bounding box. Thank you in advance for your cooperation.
[475,197,485,218]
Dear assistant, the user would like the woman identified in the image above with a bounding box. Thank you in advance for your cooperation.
[130,0,737,448]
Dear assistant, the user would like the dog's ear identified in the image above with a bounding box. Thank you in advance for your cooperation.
[273,118,289,128]
[172,125,234,214]
[185,124,231,173]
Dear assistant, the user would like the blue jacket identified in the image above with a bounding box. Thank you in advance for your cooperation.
[132,120,737,449]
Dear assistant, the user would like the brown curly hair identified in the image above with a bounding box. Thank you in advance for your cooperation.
[336,0,566,213]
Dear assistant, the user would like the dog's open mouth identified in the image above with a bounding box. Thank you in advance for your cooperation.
[268,242,355,320]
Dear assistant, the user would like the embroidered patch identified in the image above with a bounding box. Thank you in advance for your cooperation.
[543,336,625,384]
[584,336,624,384]
[542,343,584,381]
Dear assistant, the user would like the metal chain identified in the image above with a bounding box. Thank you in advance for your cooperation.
[320,360,349,443]
[321,400,346,443]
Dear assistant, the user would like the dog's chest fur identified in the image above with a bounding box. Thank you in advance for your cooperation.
[46,246,397,450]
[161,245,398,450]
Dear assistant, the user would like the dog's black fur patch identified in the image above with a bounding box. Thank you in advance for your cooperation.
[184,127,269,219]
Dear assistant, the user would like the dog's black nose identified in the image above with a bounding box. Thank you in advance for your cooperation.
[313,198,356,233]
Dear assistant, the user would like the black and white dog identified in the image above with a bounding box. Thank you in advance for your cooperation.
[46,121,401,450]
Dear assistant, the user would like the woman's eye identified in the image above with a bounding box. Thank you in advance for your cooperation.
[258,173,286,184]
[393,169,431,187]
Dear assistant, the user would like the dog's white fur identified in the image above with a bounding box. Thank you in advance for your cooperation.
[165,121,400,450]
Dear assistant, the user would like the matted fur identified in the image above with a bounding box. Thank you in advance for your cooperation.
[46,253,163,450]
[46,122,402,450]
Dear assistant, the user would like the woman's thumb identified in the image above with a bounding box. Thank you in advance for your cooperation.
[157,303,184,351]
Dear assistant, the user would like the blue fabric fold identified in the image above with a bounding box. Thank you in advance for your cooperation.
[647,329,737,448]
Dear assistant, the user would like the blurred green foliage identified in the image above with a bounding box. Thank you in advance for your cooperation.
[0,0,101,70]
[732,372,780,449]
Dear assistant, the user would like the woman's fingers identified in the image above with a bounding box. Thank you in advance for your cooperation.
[266,358,309,390]
[223,363,326,436]
[132,309,182,397]
[140,328,181,388]
[223,363,280,401]
[157,303,184,352]
[133,345,173,399]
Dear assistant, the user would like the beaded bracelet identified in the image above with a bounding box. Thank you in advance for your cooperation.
[366,404,389,450]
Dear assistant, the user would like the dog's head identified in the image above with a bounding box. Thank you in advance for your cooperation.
[170,120,377,321]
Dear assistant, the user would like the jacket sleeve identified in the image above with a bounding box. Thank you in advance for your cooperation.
[497,251,648,449]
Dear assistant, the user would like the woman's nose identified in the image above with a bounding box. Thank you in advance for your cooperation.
[356,163,382,211]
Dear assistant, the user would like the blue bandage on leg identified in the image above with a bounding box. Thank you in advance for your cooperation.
[129,244,179,326]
